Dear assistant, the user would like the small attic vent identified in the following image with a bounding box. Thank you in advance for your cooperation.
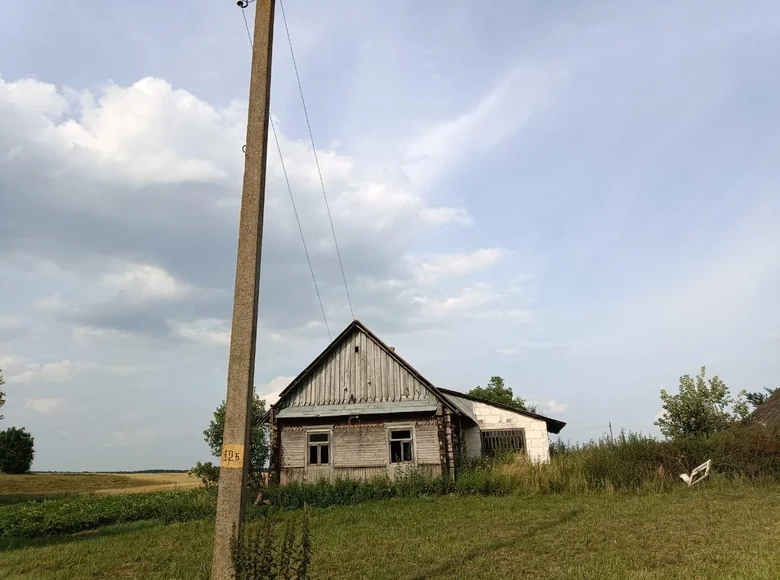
[355,345,359,353]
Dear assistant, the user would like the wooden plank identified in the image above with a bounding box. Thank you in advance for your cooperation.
[333,424,387,468]
[280,429,305,468]
[276,327,437,410]
[414,421,441,464]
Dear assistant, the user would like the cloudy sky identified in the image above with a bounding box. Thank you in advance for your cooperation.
[1,0,779,471]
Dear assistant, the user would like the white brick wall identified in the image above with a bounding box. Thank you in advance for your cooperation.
[470,402,550,462]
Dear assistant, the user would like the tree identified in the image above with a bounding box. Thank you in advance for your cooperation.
[0,367,5,421]
[0,427,35,474]
[655,366,749,440]
[744,386,780,409]
[469,376,537,413]
[190,393,269,492]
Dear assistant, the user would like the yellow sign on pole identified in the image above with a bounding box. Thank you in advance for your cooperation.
[220,444,245,469]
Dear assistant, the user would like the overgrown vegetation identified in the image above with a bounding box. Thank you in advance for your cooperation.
[189,393,268,494]
[468,376,537,413]
[745,386,780,408]
[0,368,37,475]
[231,506,312,580]
[0,428,35,474]
[655,365,751,439]
[4,422,780,540]
[0,487,216,539]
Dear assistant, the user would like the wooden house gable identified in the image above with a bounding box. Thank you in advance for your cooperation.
[274,321,442,418]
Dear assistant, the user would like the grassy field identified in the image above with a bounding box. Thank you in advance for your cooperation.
[0,472,201,504]
[2,483,780,579]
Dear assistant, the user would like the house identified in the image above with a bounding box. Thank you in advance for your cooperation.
[267,320,566,484]
[752,389,780,431]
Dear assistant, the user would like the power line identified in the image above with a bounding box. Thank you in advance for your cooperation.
[270,117,332,341]
[240,1,332,341]
[278,0,355,321]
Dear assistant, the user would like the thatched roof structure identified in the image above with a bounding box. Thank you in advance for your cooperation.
[751,390,780,431]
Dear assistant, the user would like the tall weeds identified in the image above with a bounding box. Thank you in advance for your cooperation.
[231,505,312,580]
[510,424,780,494]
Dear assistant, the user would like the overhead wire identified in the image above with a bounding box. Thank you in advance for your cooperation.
[240,1,332,341]
[278,0,355,321]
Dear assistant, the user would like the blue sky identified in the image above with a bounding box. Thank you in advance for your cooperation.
[1,0,778,471]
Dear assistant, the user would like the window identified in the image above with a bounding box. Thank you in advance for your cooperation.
[480,429,526,457]
[307,432,330,465]
[389,429,413,463]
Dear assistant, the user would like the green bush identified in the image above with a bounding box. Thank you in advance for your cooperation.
[0,427,35,474]
[0,487,217,539]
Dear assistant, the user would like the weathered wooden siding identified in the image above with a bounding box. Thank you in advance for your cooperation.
[333,425,387,468]
[414,421,441,464]
[280,429,305,469]
[278,329,436,410]
[277,418,443,483]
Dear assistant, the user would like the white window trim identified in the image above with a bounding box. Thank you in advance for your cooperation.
[386,423,417,466]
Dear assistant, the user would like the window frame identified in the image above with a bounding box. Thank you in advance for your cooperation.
[306,429,332,466]
[387,424,416,465]
[480,428,526,457]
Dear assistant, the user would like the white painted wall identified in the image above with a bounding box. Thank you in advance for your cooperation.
[470,401,551,462]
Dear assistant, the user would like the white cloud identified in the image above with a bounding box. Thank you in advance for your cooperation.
[257,376,295,407]
[107,427,161,447]
[25,397,64,414]
[34,295,66,312]
[409,248,506,285]
[73,326,133,342]
[11,359,85,383]
[3,356,146,384]
[0,316,24,330]
[174,319,231,347]
[411,282,500,317]
[101,263,191,300]
[0,316,25,340]
[497,348,518,355]
[403,65,564,190]
[542,400,569,414]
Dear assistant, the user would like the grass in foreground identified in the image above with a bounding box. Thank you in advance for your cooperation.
[3,483,780,579]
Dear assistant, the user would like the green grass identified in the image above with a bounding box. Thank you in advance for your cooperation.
[0,488,216,539]
[3,483,780,579]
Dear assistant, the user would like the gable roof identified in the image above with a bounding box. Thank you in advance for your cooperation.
[437,388,567,434]
[751,389,780,430]
[266,319,565,434]
[270,319,457,415]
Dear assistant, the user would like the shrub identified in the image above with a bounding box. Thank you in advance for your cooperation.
[0,427,35,474]
[0,487,217,539]
[231,506,312,580]
[188,461,220,487]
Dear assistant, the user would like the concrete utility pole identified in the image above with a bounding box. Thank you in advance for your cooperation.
[211,1,275,578]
